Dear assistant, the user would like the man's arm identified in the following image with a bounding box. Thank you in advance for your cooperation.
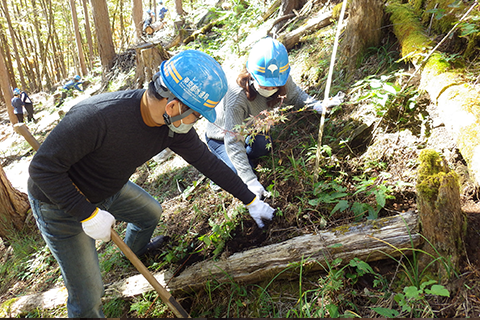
[170,129,255,205]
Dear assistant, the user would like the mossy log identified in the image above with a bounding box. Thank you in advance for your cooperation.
[387,0,480,187]
[416,149,466,275]
[2,211,420,316]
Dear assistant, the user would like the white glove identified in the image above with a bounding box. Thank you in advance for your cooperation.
[81,208,115,241]
[247,179,266,200]
[312,91,345,112]
[247,197,275,228]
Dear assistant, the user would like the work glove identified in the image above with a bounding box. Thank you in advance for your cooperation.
[81,208,115,241]
[247,197,275,228]
[247,179,267,200]
[312,91,345,112]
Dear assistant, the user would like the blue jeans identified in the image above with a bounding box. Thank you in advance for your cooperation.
[28,181,163,317]
[206,133,271,172]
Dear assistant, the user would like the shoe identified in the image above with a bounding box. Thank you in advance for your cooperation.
[142,235,169,258]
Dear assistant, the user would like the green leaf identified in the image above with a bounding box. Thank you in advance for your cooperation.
[371,307,400,318]
[404,286,421,299]
[425,284,450,297]
[331,200,349,215]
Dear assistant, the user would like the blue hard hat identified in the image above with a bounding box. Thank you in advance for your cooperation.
[156,50,227,123]
[74,75,81,80]
[13,88,21,95]
[246,37,290,87]
[147,9,152,14]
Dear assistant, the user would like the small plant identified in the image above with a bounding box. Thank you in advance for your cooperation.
[372,280,450,318]
[308,173,395,220]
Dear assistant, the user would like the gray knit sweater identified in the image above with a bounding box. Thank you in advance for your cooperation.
[206,75,318,183]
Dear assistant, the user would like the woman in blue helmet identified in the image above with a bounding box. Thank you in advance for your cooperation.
[206,37,342,198]
[28,50,274,317]
[11,88,25,123]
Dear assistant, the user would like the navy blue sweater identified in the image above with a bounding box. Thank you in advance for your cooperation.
[28,89,255,221]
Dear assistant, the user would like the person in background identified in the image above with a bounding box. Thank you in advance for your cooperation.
[63,74,83,93]
[28,50,275,318]
[16,88,35,122]
[11,88,25,123]
[143,9,155,34]
[205,37,344,199]
[158,1,168,22]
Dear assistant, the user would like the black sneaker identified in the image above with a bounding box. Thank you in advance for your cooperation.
[142,235,169,258]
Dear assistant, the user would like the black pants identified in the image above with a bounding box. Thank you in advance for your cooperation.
[15,113,24,123]
[24,103,34,121]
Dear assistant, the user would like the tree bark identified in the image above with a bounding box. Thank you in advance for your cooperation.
[277,11,332,50]
[0,164,30,240]
[416,150,466,275]
[340,0,383,73]
[82,0,95,70]
[1,0,26,89]
[0,48,17,124]
[132,0,144,42]
[174,0,185,16]
[271,0,306,36]
[70,0,88,76]
[90,0,116,72]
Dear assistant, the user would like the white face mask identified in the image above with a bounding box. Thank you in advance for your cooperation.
[253,81,278,98]
[166,104,195,134]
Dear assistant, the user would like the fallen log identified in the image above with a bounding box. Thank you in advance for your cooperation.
[386,0,480,187]
[1,211,420,316]
[277,11,332,50]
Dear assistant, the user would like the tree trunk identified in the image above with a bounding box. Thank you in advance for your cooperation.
[70,0,88,76]
[339,0,383,73]
[90,0,116,72]
[174,0,185,16]
[132,0,144,42]
[416,150,466,275]
[82,0,95,70]
[1,0,27,89]
[0,164,30,240]
[0,48,17,124]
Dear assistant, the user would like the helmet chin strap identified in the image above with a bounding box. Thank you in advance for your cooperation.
[163,105,194,125]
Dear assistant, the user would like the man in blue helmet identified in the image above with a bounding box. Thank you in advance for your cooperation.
[205,37,344,198]
[28,50,275,317]
[63,75,83,92]
[14,87,36,122]
[11,88,25,123]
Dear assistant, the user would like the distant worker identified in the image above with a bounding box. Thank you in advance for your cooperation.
[143,9,155,34]
[16,88,35,122]
[56,75,84,108]
[158,1,168,21]
[11,88,25,123]
[63,75,83,92]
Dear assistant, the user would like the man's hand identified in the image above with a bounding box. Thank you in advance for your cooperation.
[247,179,266,200]
[247,197,275,228]
[81,208,115,241]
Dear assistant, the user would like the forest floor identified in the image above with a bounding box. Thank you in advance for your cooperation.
[2,13,480,318]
